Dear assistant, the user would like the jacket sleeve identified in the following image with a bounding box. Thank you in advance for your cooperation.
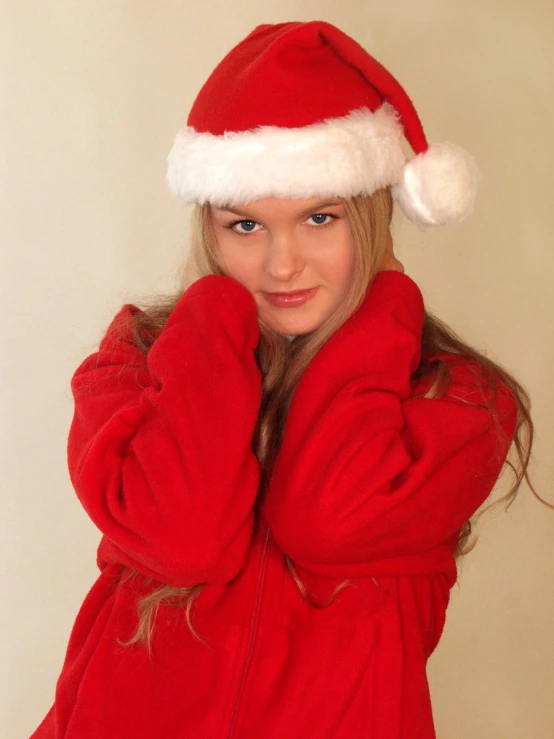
[67,275,262,587]
[262,270,518,573]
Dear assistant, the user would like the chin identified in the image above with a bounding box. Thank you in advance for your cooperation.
[267,316,323,337]
[254,290,336,336]
[256,298,333,336]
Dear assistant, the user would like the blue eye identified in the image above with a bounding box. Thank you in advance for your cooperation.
[308,213,336,226]
[230,220,261,233]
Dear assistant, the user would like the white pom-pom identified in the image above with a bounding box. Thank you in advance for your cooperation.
[392,142,480,228]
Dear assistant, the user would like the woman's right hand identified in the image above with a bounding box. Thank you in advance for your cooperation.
[377,232,404,273]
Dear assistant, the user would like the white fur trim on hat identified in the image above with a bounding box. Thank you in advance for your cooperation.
[166,103,406,206]
[392,142,481,228]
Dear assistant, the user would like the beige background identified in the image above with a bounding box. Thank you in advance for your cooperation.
[2,1,553,737]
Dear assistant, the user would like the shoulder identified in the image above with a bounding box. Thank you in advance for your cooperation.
[98,304,142,349]
[97,303,165,356]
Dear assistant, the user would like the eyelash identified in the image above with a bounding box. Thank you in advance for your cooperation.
[225,212,338,234]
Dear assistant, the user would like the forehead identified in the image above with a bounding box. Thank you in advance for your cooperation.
[211,196,344,218]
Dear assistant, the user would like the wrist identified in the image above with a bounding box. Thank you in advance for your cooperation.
[170,275,260,350]
[296,270,424,396]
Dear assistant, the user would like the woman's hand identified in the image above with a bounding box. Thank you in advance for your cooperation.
[377,233,404,273]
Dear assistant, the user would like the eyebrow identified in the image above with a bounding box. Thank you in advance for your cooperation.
[216,199,344,218]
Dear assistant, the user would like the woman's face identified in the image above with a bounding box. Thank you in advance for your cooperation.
[210,196,355,336]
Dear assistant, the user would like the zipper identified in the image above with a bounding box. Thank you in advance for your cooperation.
[226,521,271,739]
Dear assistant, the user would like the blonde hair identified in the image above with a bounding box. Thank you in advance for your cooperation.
[115,188,542,654]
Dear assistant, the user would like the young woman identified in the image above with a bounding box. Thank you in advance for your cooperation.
[31,20,537,739]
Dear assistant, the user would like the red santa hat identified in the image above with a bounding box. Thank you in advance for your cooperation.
[167,21,480,228]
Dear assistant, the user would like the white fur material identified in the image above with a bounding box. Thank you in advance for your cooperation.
[392,142,480,228]
[166,104,407,206]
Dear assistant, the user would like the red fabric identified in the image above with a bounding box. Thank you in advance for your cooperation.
[187,21,429,154]
[65,276,262,588]
[31,272,517,739]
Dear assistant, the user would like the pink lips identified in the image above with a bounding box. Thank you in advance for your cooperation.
[262,288,318,308]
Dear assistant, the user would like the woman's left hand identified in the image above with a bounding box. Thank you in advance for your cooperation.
[181,253,201,291]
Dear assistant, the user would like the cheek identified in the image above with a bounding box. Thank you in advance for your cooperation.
[217,241,260,286]
[316,230,355,287]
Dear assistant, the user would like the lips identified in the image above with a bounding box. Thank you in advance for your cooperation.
[269,289,313,297]
[262,287,318,308]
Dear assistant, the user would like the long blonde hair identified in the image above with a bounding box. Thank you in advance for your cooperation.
[116,188,542,653]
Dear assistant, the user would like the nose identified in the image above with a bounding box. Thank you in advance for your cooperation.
[265,231,304,283]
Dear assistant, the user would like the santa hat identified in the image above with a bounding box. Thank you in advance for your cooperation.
[167,21,480,228]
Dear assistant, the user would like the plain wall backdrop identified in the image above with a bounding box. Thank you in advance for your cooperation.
[1,1,553,737]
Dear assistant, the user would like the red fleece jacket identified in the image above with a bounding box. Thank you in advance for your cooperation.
[30,271,517,739]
